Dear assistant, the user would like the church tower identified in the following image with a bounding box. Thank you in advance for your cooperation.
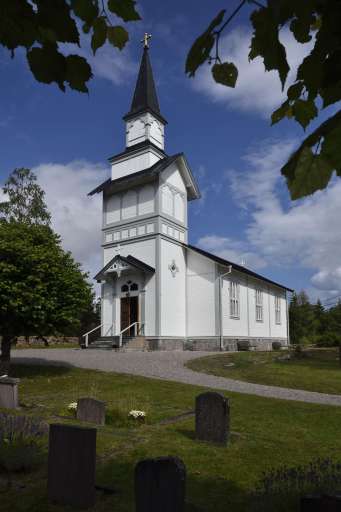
[89,37,200,347]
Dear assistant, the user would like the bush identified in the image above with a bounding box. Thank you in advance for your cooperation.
[315,332,341,347]
[272,341,282,351]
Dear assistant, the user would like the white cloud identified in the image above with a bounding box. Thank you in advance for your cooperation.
[192,27,312,116]
[85,44,137,85]
[201,138,341,298]
[32,160,109,282]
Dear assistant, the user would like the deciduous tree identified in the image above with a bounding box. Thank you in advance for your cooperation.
[0,221,93,371]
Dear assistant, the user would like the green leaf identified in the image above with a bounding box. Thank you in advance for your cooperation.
[27,45,66,91]
[287,81,304,101]
[71,0,99,24]
[185,10,225,77]
[249,7,289,88]
[281,110,341,198]
[290,16,313,43]
[107,0,141,22]
[65,55,93,92]
[91,16,107,54]
[292,99,318,129]
[321,124,341,172]
[271,100,292,125]
[283,147,334,200]
[212,62,238,87]
[35,0,79,44]
[107,25,129,50]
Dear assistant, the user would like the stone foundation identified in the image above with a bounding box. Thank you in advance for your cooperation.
[144,337,288,352]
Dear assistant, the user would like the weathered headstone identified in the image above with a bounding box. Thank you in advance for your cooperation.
[48,423,96,509]
[195,391,230,445]
[135,456,186,512]
[77,397,106,425]
[0,377,20,409]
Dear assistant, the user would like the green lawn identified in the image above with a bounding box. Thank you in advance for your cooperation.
[2,362,341,511]
[186,348,341,395]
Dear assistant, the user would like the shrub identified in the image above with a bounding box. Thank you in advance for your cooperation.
[253,458,341,512]
[272,341,282,351]
[316,332,341,347]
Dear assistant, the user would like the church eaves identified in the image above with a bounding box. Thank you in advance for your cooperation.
[123,47,167,124]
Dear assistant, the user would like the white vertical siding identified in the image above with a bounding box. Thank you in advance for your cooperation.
[187,251,216,337]
[160,239,186,336]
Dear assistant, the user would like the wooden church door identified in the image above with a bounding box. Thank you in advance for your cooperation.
[120,296,138,336]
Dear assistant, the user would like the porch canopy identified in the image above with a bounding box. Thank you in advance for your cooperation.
[94,254,155,282]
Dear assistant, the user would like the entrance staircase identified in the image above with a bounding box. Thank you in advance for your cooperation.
[87,336,147,351]
[82,322,147,351]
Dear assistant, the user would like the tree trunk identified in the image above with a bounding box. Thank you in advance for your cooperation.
[0,335,13,375]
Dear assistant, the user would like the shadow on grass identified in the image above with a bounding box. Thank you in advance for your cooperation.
[96,458,248,512]
[9,359,73,379]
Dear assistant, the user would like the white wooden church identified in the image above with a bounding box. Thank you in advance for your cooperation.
[88,41,292,351]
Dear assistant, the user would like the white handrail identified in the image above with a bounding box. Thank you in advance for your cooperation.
[119,322,145,347]
[82,323,114,348]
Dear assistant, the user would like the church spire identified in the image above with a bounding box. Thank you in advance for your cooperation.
[123,40,167,124]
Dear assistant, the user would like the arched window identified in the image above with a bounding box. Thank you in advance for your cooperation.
[121,282,138,293]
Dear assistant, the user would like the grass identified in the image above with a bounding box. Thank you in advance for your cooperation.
[186,348,341,395]
[2,362,341,511]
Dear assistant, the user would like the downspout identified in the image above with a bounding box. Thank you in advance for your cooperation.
[219,266,233,351]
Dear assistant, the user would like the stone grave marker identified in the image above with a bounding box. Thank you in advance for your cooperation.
[135,456,186,512]
[48,423,96,509]
[0,377,20,409]
[195,391,230,446]
[77,397,106,425]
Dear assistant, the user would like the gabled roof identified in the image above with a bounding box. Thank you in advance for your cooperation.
[187,244,294,292]
[123,47,167,125]
[94,255,154,282]
[88,153,201,201]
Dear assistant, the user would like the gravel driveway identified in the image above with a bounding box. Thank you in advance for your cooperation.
[12,348,341,407]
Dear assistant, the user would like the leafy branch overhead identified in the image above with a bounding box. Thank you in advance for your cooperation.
[0,0,141,93]
[186,0,341,200]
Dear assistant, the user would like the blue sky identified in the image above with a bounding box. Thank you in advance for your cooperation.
[1,0,340,302]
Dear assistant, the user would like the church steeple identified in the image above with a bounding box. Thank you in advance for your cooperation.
[123,47,166,124]
[123,38,166,150]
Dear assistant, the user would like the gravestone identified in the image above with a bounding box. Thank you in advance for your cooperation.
[48,423,96,509]
[135,456,186,512]
[195,392,230,445]
[0,377,20,409]
[77,397,106,425]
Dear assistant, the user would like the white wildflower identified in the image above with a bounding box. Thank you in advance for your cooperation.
[68,402,78,411]
[128,410,146,419]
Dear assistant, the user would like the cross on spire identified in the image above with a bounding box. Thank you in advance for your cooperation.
[141,33,152,49]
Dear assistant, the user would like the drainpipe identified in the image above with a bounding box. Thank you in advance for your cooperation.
[218,266,233,351]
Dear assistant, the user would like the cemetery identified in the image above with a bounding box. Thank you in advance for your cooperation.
[1,361,341,511]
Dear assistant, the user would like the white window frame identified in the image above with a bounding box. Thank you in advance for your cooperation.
[275,295,281,324]
[229,281,240,319]
[255,289,263,322]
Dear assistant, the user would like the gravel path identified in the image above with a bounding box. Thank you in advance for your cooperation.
[12,348,341,407]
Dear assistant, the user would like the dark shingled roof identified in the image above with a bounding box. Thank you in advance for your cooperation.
[187,244,294,292]
[123,47,167,124]
[88,153,200,200]
[94,255,155,282]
